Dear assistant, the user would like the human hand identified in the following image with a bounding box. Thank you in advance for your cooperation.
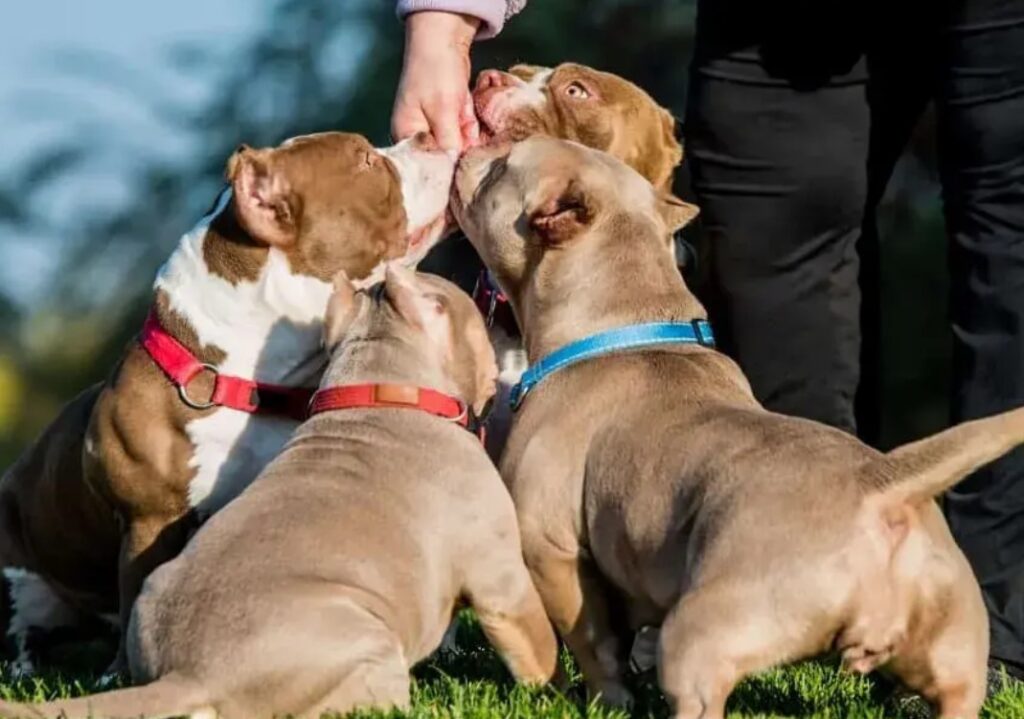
[391,12,480,152]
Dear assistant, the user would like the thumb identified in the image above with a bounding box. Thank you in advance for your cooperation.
[425,94,466,152]
[428,115,463,153]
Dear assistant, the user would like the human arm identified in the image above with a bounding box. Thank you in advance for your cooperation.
[391,1,527,150]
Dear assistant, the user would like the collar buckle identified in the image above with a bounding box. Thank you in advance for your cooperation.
[373,383,421,406]
[691,319,715,347]
[309,383,482,443]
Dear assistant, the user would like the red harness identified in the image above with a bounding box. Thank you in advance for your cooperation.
[309,383,485,442]
[139,310,314,421]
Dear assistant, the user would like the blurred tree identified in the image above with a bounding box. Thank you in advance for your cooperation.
[0,0,948,465]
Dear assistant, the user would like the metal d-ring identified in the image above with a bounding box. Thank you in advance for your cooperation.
[178,364,219,410]
[449,401,468,426]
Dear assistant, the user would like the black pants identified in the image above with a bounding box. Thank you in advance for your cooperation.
[687,0,1024,666]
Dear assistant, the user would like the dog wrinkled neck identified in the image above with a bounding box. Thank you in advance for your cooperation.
[323,309,463,405]
[522,229,707,361]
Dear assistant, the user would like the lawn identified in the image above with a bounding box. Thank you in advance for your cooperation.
[1,615,1022,718]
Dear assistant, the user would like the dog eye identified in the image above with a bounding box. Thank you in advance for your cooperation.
[564,82,591,100]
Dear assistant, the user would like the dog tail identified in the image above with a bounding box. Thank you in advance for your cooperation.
[864,405,1024,505]
[0,673,212,719]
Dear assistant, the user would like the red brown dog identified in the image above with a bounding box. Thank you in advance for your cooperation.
[473,63,683,192]
[463,62,693,460]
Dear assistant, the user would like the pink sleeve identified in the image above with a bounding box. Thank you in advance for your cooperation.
[395,0,526,39]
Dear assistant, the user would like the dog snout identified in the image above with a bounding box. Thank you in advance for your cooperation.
[455,142,511,202]
[474,69,518,93]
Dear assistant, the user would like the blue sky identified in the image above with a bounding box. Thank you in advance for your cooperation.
[0,1,264,305]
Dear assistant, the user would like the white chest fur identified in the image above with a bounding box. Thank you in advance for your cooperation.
[482,324,528,461]
[493,326,528,389]
[154,190,333,514]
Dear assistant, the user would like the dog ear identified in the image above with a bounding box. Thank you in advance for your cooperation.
[323,271,361,352]
[227,145,300,248]
[659,194,700,234]
[655,109,684,192]
[529,182,592,246]
[465,319,499,417]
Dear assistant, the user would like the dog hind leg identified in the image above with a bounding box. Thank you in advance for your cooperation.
[523,544,633,708]
[888,616,987,719]
[302,643,410,719]
[658,584,809,719]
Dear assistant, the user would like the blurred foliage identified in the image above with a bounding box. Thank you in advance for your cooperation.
[0,0,947,467]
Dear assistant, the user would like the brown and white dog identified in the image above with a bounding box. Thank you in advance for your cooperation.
[0,266,558,719]
[466,62,689,459]
[0,131,455,672]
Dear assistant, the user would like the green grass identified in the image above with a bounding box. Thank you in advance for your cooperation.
[3,615,1023,718]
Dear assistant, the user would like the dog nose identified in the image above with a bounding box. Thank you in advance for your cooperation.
[475,69,517,92]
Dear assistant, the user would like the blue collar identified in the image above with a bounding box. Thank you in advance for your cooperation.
[509,320,715,410]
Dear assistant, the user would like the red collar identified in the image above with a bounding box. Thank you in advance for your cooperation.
[309,383,485,442]
[473,270,519,336]
[139,310,314,421]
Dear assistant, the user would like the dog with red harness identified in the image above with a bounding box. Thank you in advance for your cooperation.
[0,131,455,672]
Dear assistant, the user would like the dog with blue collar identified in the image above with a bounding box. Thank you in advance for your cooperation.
[452,135,1003,719]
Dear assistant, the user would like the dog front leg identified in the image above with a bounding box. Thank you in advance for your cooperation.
[468,566,561,686]
[524,542,633,709]
[113,513,192,673]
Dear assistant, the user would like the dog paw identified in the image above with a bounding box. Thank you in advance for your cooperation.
[841,644,895,675]
[8,657,35,679]
[102,651,129,683]
[96,672,122,689]
[629,625,659,674]
[595,682,634,711]
[438,621,460,655]
[838,620,906,675]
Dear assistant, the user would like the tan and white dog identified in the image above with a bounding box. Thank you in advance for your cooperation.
[0,131,455,672]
